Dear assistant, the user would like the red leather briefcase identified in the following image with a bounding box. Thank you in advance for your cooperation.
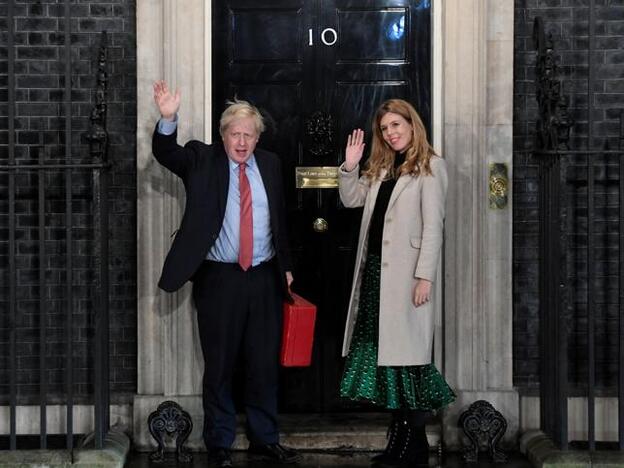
[280,293,317,367]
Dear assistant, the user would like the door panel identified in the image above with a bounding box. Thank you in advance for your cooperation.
[337,10,407,61]
[232,11,303,62]
[213,0,430,413]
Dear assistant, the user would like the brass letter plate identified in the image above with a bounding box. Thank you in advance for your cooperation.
[295,166,339,189]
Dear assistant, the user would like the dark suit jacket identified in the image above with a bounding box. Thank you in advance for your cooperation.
[152,127,293,294]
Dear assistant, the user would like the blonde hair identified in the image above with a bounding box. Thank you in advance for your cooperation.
[219,98,265,136]
[363,99,437,180]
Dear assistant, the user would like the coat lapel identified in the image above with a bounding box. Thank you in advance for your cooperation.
[368,169,385,209]
[360,169,385,235]
[386,174,412,212]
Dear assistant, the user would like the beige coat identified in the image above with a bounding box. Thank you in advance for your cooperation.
[339,156,448,366]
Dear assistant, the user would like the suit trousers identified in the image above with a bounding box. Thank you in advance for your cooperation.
[192,259,282,449]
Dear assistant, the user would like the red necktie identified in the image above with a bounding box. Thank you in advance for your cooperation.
[238,163,253,271]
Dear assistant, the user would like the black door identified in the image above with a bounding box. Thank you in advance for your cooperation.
[213,0,431,412]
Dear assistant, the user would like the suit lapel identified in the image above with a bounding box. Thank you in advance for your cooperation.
[214,143,230,218]
[255,151,276,220]
[255,151,271,187]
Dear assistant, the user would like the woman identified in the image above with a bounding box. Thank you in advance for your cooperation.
[338,99,455,467]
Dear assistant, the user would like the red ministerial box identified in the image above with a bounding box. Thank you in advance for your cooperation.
[280,293,317,367]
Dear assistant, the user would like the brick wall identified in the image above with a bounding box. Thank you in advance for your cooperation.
[0,0,137,404]
[514,0,624,393]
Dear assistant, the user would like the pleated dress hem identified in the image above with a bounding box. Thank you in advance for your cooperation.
[340,254,456,411]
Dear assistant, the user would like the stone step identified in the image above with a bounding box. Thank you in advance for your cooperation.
[126,451,534,468]
[231,413,442,452]
[0,430,130,468]
[521,430,624,467]
[133,397,442,453]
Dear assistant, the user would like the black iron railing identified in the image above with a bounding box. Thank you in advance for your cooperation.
[535,4,624,450]
[1,0,111,452]
[537,147,624,449]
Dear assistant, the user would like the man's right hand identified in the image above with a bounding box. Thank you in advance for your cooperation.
[153,80,181,121]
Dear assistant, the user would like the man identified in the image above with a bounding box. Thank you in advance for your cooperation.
[152,80,300,467]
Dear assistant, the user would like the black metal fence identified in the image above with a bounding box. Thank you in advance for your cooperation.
[535,6,624,450]
[537,147,624,450]
[1,0,111,451]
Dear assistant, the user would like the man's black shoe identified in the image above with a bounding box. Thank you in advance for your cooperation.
[207,447,232,467]
[248,443,302,464]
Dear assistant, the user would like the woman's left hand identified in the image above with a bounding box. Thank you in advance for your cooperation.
[413,278,432,307]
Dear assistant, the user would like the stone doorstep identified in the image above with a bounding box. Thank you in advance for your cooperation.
[0,430,130,468]
[520,430,624,468]
[134,397,443,452]
[228,413,442,451]
[133,412,441,453]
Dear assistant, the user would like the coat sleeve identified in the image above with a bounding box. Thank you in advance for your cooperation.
[152,124,202,178]
[414,157,448,281]
[338,163,370,208]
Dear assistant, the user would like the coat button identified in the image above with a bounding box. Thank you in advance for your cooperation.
[382,262,389,268]
[386,218,392,223]
[383,240,390,245]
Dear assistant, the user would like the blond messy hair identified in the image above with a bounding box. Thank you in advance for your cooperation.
[219,98,265,137]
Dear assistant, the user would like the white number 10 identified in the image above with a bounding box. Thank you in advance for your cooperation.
[308,28,338,47]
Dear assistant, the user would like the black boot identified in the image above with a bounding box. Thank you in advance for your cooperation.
[404,410,429,466]
[374,411,429,467]
[371,411,408,465]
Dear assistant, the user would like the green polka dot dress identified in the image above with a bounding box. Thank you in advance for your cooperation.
[340,253,456,410]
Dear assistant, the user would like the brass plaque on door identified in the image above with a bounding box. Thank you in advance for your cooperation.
[295,166,339,189]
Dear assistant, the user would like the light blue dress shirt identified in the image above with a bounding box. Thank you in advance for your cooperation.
[157,116,178,135]
[157,117,275,266]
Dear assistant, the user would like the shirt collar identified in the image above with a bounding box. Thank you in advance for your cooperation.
[228,154,256,171]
